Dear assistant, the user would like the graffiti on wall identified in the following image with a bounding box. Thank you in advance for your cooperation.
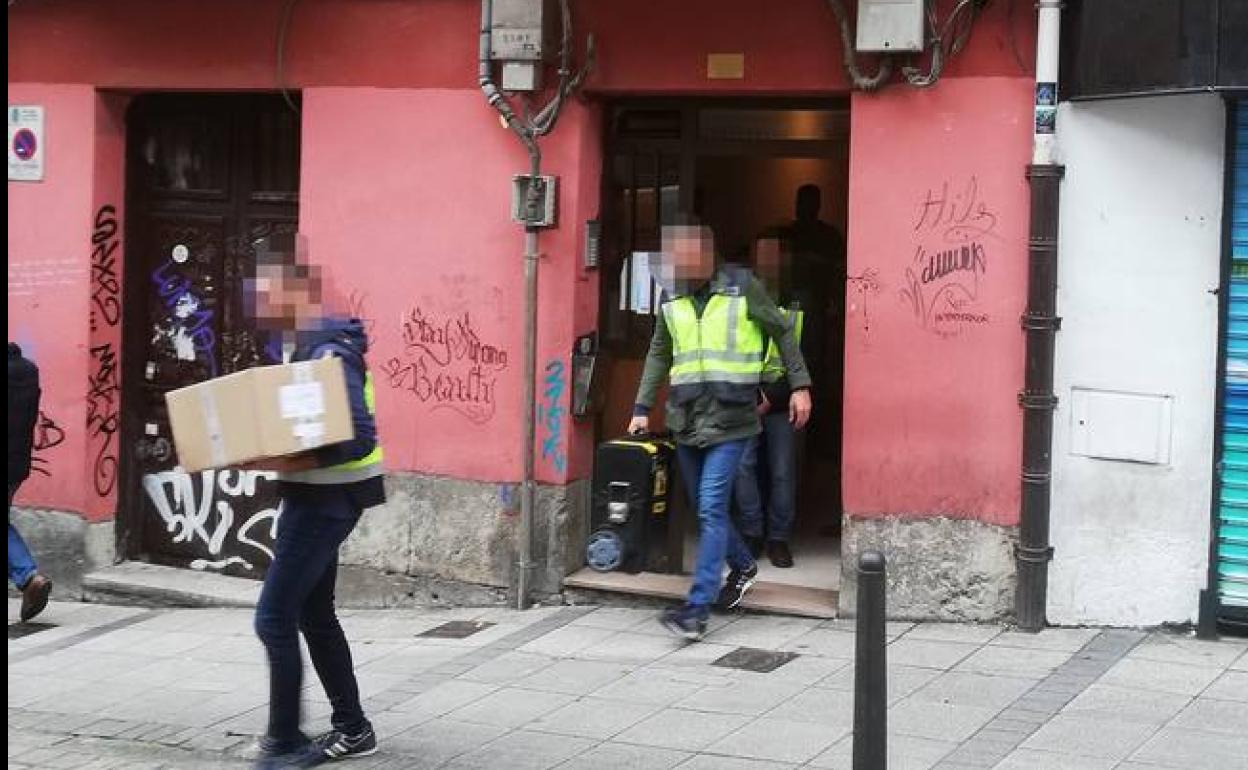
[899,177,997,338]
[142,468,281,572]
[846,267,883,341]
[30,411,66,478]
[90,205,122,332]
[86,343,120,497]
[538,358,568,474]
[151,256,219,376]
[381,306,510,424]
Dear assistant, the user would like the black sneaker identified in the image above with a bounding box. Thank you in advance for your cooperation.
[716,563,759,610]
[314,725,378,761]
[767,540,794,569]
[660,604,709,641]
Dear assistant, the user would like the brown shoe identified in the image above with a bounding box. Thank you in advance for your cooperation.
[767,541,794,569]
[20,574,52,622]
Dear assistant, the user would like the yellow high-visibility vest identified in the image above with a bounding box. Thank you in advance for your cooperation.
[662,293,766,389]
[762,306,804,383]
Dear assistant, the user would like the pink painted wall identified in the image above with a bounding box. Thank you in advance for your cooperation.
[8,84,95,517]
[298,88,600,484]
[842,77,1032,526]
[8,0,1034,93]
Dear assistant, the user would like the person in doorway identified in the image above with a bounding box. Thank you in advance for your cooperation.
[8,343,53,623]
[242,235,384,769]
[629,220,812,640]
[734,237,805,568]
[778,184,847,522]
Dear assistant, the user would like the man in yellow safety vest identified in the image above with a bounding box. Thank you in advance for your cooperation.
[630,220,812,640]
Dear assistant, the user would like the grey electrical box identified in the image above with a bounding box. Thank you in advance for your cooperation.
[490,0,555,61]
[856,0,925,53]
[511,174,558,227]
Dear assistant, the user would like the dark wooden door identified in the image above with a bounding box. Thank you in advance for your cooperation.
[120,94,300,576]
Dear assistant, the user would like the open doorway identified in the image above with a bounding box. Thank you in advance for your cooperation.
[568,100,850,618]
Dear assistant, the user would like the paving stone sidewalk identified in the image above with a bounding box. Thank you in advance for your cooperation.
[8,599,1248,770]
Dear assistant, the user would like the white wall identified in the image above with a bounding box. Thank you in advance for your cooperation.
[1050,94,1226,626]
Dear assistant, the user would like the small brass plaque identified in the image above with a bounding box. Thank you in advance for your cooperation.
[707,53,745,80]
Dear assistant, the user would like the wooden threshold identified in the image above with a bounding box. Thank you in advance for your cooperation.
[563,567,838,620]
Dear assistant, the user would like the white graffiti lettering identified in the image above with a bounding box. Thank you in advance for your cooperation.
[142,468,280,572]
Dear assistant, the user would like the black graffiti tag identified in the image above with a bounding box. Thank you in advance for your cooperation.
[87,343,120,496]
[90,205,121,331]
[30,410,66,478]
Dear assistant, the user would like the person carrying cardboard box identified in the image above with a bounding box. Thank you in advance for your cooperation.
[242,234,384,769]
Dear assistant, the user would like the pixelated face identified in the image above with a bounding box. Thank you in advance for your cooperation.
[753,237,783,290]
[244,235,324,331]
[661,224,716,281]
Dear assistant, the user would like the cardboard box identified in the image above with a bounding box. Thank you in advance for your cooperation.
[166,357,354,472]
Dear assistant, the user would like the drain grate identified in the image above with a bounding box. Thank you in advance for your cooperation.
[712,646,799,673]
[419,620,495,639]
[7,622,56,640]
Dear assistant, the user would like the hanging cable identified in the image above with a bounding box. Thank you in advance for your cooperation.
[825,0,894,91]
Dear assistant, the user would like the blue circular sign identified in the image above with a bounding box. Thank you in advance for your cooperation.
[13,128,37,161]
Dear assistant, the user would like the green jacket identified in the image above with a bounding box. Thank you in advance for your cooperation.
[634,268,811,448]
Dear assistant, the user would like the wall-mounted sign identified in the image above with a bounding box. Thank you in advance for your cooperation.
[8,105,45,182]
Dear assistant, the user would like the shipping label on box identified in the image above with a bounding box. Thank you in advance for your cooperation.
[166,356,354,472]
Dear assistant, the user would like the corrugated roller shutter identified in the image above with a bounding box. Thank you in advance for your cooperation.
[1217,102,1248,616]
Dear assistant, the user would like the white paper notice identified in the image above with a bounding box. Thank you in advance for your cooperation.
[279,382,325,419]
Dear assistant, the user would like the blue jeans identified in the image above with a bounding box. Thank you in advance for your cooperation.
[8,483,37,588]
[254,484,368,748]
[677,440,756,609]
[734,411,798,542]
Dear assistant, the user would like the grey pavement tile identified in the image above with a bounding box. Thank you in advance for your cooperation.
[528,699,659,740]
[1097,658,1224,696]
[354,643,468,674]
[389,680,499,719]
[1170,696,1248,735]
[518,625,619,657]
[909,671,1036,710]
[444,729,595,770]
[954,645,1071,679]
[570,607,666,631]
[8,675,97,709]
[614,708,752,752]
[654,642,740,668]
[1128,726,1248,770]
[1202,670,1248,702]
[674,755,796,770]
[888,699,1000,743]
[674,678,805,716]
[459,651,556,685]
[515,659,633,696]
[591,669,719,707]
[990,748,1119,769]
[1232,648,1248,672]
[556,742,690,770]
[577,632,686,665]
[887,638,981,670]
[818,663,943,704]
[705,716,839,764]
[1059,684,1191,725]
[989,628,1100,653]
[446,687,576,729]
[903,623,1003,645]
[704,616,821,649]
[778,628,857,659]
[1019,714,1157,761]
[809,733,956,770]
[1127,634,1247,669]
[749,653,847,685]
[761,685,855,729]
[387,718,509,766]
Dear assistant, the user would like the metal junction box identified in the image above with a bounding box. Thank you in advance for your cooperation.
[856,0,925,53]
[490,0,556,61]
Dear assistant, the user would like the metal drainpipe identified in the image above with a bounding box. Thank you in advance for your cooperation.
[478,0,542,610]
[1016,0,1064,632]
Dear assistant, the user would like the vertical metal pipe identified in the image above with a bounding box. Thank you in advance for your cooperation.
[853,550,887,770]
[517,221,539,610]
[1016,0,1064,631]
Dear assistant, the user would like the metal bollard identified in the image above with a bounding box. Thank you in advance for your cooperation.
[853,550,887,770]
